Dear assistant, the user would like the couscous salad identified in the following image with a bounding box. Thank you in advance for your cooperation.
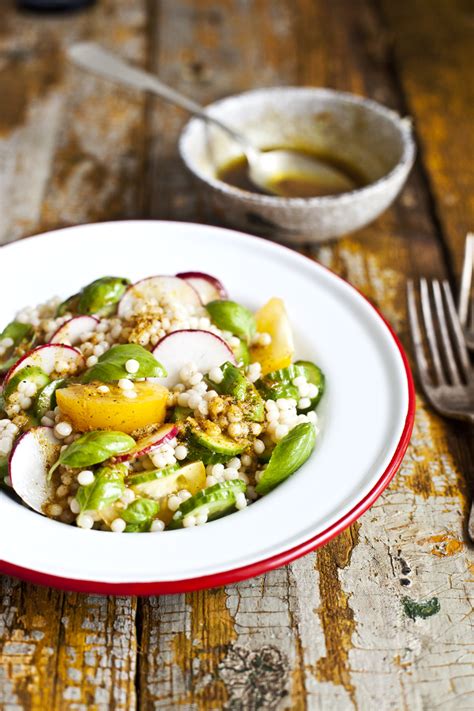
[0,272,324,532]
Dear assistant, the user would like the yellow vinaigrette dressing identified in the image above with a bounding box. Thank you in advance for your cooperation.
[218,148,368,198]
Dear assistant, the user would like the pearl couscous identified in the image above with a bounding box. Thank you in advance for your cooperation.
[0,272,325,532]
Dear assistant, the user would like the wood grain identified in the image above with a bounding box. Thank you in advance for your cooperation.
[0,0,473,709]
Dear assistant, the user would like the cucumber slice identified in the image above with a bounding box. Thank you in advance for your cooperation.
[188,419,246,456]
[169,480,246,528]
[294,360,325,410]
[128,463,179,487]
[169,405,193,423]
[256,364,303,402]
[3,366,50,403]
[34,378,67,419]
[130,462,206,519]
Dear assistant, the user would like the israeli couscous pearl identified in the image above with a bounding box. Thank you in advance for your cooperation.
[168,495,181,512]
[150,519,165,532]
[253,439,265,455]
[111,518,126,533]
[125,358,140,374]
[209,366,223,384]
[77,470,95,486]
[69,498,81,514]
[183,515,197,528]
[235,493,247,510]
[124,390,137,399]
[206,475,217,486]
[77,514,94,529]
[118,378,134,390]
[86,355,98,367]
[98,385,110,393]
[298,397,311,410]
[48,504,63,517]
[54,421,73,438]
[121,488,135,505]
[174,445,188,461]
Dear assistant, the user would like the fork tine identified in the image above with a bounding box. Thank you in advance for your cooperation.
[419,278,446,385]
[441,280,470,381]
[432,279,462,385]
[407,280,432,386]
[458,232,474,327]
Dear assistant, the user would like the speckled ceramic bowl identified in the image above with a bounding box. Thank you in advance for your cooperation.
[179,87,415,242]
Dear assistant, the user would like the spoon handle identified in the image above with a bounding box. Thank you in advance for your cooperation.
[68,42,252,153]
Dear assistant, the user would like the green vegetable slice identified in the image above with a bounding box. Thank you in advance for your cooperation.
[0,321,35,374]
[3,366,50,404]
[209,362,264,422]
[81,344,166,384]
[128,464,179,487]
[49,430,135,477]
[56,294,80,317]
[255,422,316,495]
[232,338,250,367]
[0,454,9,489]
[76,463,126,512]
[188,419,246,457]
[169,480,246,528]
[121,498,159,532]
[169,405,193,423]
[206,300,256,343]
[294,360,325,410]
[34,378,67,419]
[77,276,130,316]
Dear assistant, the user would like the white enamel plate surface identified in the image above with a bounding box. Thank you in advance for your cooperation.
[0,221,414,594]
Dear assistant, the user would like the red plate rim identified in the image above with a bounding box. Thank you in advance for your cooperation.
[0,226,416,595]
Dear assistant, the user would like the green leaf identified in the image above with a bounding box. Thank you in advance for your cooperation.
[77,276,130,316]
[0,321,34,344]
[232,338,250,367]
[206,300,256,343]
[56,294,80,317]
[121,498,159,532]
[255,422,316,495]
[81,344,167,384]
[76,464,126,512]
[0,454,9,490]
[50,430,135,476]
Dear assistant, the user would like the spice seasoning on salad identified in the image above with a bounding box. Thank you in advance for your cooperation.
[0,272,325,532]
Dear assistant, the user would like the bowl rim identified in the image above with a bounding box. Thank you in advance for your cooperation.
[179,86,416,207]
[0,220,416,595]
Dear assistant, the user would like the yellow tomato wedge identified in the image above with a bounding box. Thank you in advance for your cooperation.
[56,381,168,433]
[250,297,294,375]
[132,461,206,524]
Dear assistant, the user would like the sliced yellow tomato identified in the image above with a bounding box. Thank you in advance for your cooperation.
[250,297,294,375]
[132,461,206,524]
[56,381,168,433]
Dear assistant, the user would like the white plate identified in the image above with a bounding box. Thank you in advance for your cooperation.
[0,221,414,594]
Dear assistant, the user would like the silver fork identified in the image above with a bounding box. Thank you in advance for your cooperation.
[407,278,474,540]
[459,232,474,350]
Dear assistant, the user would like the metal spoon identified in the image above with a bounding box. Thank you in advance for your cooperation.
[68,42,355,198]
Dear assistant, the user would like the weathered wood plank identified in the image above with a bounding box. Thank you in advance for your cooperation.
[0,2,147,708]
[379,0,474,278]
[139,0,474,709]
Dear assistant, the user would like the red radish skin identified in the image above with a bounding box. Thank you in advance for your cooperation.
[176,272,227,302]
[152,329,235,388]
[116,424,179,462]
[118,275,201,319]
[9,426,61,514]
[5,344,85,385]
[50,315,99,345]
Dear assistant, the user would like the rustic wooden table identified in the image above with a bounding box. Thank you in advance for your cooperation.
[0,1,473,708]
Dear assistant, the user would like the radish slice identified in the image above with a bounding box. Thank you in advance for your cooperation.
[4,344,85,384]
[115,423,179,462]
[49,315,99,346]
[152,329,235,387]
[9,426,61,514]
[176,272,227,303]
[118,276,202,319]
